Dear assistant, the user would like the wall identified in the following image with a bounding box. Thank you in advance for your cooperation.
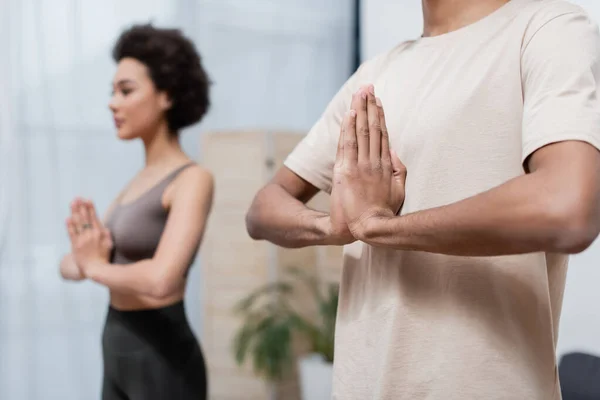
[361,0,600,359]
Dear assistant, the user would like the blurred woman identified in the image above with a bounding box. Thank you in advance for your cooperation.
[59,24,213,400]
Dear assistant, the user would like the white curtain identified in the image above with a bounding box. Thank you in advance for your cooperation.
[0,0,355,399]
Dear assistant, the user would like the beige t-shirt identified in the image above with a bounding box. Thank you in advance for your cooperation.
[284,0,600,399]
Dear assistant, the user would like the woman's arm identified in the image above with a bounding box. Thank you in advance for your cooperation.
[79,166,214,299]
[59,194,120,281]
[59,253,84,281]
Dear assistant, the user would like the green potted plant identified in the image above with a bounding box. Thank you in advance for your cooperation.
[232,266,338,400]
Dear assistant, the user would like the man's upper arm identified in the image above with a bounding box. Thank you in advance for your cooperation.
[521,8,600,236]
[283,76,358,194]
[521,7,600,167]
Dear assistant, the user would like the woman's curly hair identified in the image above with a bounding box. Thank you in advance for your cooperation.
[112,23,211,134]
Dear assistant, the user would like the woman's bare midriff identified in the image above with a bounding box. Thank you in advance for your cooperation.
[109,289,185,311]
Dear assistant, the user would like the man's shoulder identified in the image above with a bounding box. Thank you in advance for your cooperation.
[524,0,588,18]
[520,0,594,42]
[356,41,413,81]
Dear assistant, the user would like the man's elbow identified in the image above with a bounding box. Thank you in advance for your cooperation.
[245,211,261,240]
[245,194,266,241]
[551,204,600,254]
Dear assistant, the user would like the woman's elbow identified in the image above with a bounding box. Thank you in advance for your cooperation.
[59,253,84,281]
[150,275,180,300]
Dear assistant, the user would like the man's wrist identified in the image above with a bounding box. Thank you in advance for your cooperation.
[319,215,355,246]
[315,214,338,245]
[354,209,397,245]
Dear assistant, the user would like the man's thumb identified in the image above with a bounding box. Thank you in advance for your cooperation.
[390,150,406,177]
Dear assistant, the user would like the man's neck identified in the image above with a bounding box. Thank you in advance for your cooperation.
[422,0,511,37]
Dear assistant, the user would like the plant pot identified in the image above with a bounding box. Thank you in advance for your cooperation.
[298,353,333,400]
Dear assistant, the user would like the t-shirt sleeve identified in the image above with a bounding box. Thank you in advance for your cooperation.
[283,63,371,194]
[521,9,600,164]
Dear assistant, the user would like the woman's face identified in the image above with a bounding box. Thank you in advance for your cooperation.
[109,58,171,140]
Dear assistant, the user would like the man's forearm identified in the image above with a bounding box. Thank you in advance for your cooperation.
[359,171,597,256]
[246,184,336,248]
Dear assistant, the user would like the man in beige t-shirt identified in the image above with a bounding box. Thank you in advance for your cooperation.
[246,0,600,399]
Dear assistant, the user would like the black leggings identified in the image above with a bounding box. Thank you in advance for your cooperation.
[101,301,207,400]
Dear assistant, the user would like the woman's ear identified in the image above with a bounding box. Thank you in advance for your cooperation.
[159,91,173,111]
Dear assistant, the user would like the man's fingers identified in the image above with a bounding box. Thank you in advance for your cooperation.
[343,108,358,166]
[355,87,370,164]
[335,110,345,168]
[378,98,391,165]
[367,88,381,164]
